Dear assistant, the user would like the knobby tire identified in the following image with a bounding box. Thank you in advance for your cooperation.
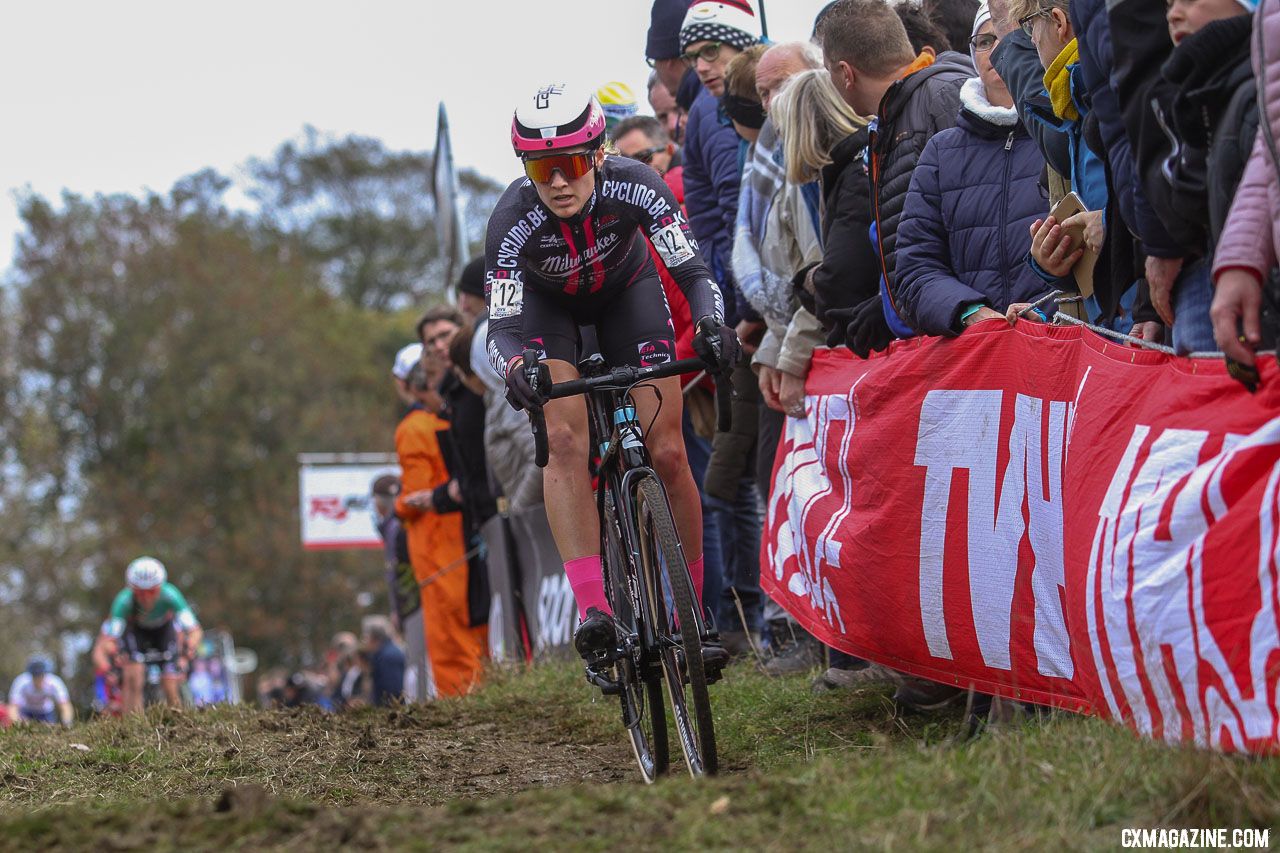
[604,489,668,782]
[637,476,717,776]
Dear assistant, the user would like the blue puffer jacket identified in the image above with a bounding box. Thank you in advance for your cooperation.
[896,78,1060,335]
[683,88,749,323]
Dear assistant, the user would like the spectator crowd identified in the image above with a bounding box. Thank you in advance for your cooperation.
[2,0,1274,737]
[13,0,1268,726]
[300,0,1280,718]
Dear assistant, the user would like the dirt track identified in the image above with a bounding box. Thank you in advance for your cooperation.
[0,688,633,812]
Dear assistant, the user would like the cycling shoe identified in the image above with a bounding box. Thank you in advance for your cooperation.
[574,607,620,666]
[673,636,730,685]
[701,640,730,685]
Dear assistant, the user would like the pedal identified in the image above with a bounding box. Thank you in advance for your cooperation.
[585,665,624,696]
[581,646,612,667]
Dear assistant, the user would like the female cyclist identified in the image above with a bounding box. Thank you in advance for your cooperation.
[485,82,739,663]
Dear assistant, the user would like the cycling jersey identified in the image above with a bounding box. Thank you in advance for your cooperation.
[121,621,183,672]
[8,671,69,716]
[106,583,199,637]
[484,155,724,377]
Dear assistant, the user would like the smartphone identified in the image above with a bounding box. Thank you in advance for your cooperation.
[1046,191,1096,298]
[1049,191,1087,225]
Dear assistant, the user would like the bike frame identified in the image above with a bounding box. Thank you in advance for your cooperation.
[576,357,706,698]
[525,350,729,777]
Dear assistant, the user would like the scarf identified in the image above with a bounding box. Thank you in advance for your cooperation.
[723,93,766,129]
[731,122,798,324]
[1043,38,1080,121]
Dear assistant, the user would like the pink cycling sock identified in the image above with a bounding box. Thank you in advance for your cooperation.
[564,555,610,621]
[688,555,705,608]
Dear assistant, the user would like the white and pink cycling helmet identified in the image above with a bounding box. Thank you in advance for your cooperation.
[511,82,607,156]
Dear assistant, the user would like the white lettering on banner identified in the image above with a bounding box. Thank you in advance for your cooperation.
[489,594,506,662]
[913,391,1072,676]
[1088,417,1280,748]
[536,573,577,652]
[766,384,867,632]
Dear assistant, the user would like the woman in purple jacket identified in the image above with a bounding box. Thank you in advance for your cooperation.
[895,5,1066,336]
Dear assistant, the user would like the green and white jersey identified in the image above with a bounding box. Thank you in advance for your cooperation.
[106,582,198,637]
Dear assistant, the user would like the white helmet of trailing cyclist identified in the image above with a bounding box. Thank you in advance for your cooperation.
[126,556,167,590]
[511,81,607,155]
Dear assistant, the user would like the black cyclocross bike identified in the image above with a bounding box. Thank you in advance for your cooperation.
[524,348,726,781]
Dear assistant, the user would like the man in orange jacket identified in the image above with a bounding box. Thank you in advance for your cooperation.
[394,307,487,697]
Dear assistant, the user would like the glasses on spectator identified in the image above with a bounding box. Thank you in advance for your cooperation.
[645,57,657,68]
[682,42,724,67]
[1018,9,1052,37]
[969,33,999,52]
[630,146,666,165]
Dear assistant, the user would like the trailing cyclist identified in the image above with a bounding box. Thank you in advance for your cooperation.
[7,657,74,727]
[100,556,203,712]
[485,82,740,671]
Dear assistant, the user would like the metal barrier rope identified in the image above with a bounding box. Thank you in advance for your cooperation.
[417,543,484,590]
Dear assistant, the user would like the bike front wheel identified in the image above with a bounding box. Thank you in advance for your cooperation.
[605,488,668,782]
[636,476,717,777]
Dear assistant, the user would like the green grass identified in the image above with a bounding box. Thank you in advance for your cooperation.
[1,663,1278,851]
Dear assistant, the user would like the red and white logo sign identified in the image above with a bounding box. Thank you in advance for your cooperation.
[764,323,1280,752]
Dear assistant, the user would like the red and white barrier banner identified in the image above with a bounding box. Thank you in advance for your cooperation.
[764,321,1280,752]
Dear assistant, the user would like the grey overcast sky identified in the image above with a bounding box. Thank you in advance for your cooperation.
[0,1,831,271]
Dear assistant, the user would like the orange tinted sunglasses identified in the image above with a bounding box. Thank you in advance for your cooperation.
[523,151,596,183]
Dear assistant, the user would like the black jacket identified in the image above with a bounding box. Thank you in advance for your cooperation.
[1157,15,1258,252]
[804,127,891,357]
[438,372,494,627]
[1072,0,1181,258]
[869,52,973,309]
[1107,0,1193,258]
[437,373,497,524]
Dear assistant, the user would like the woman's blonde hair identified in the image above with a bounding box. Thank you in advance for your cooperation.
[770,69,868,185]
[1006,0,1069,29]
[724,44,770,101]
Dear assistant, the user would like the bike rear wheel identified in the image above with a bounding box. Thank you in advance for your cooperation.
[636,477,717,777]
[605,490,668,782]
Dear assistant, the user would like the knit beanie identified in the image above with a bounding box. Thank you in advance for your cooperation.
[679,0,763,53]
[970,1,992,67]
[647,0,692,60]
[456,256,485,298]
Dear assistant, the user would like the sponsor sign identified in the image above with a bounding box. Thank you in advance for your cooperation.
[298,458,399,550]
[765,323,1280,752]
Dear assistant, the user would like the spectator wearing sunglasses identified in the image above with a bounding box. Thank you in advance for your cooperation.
[612,114,682,191]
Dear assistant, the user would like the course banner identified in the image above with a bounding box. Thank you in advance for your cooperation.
[764,322,1280,753]
[298,457,399,550]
